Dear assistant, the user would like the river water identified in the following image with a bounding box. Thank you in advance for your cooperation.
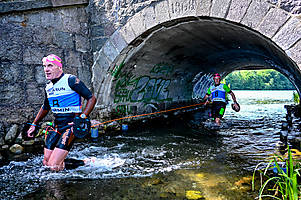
[0,90,298,200]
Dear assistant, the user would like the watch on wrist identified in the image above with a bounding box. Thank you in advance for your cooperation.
[80,113,86,119]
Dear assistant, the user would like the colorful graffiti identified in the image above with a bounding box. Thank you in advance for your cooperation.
[130,76,172,102]
[111,61,125,78]
[192,73,212,99]
[113,63,174,104]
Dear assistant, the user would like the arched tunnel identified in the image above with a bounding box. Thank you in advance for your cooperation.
[93,17,301,117]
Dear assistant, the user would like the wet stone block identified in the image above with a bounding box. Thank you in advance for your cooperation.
[129,12,146,37]
[241,0,270,29]
[103,40,119,63]
[226,0,251,23]
[196,0,212,16]
[257,7,290,38]
[211,0,231,18]
[154,0,170,24]
[119,23,136,44]
[110,31,127,53]
[273,17,301,50]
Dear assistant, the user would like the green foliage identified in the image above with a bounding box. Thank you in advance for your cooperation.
[224,70,295,90]
[293,91,300,104]
[252,147,301,200]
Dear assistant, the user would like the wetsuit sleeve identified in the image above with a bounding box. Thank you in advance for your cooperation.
[42,90,51,110]
[223,84,231,93]
[68,75,93,100]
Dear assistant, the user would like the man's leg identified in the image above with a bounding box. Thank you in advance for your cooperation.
[47,127,75,171]
[214,103,225,126]
[215,117,221,126]
[43,148,53,166]
[47,148,69,171]
[44,129,60,167]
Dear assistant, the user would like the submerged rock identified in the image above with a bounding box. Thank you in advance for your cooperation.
[22,140,35,146]
[9,144,24,154]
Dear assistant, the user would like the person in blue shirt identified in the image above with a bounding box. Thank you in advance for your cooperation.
[203,73,239,125]
[27,54,97,171]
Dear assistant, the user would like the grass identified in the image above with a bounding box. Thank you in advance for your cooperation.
[252,147,301,200]
[255,100,291,104]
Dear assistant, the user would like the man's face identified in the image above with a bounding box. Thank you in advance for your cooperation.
[214,77,221,85]
[43,61,63,80]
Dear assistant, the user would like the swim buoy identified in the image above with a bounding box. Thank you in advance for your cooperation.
[231,103,240,112]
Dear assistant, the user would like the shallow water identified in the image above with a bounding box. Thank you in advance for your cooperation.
[0,90,298,200]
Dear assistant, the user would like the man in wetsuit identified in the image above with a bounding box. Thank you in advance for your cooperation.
[203,73,239,125]
[27,54,96,171]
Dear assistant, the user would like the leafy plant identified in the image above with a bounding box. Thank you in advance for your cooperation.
[252,147,301,200]
[293,91,300,104]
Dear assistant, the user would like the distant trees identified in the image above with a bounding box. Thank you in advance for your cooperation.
[224,70,295,90]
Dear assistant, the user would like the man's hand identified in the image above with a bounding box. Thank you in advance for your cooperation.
[232,102,240,112]
[204,100,210,106]
[27,125,36,138]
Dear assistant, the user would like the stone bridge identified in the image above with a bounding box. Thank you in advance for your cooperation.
[92,0,301,117]
[0,0,301,128]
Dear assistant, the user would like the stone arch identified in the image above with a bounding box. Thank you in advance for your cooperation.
[92,0,301,116]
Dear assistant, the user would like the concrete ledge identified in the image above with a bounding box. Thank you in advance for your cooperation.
[0,0,88,14]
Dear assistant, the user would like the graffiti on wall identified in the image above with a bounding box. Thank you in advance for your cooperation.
[130,76,172,102]
[192,73,213,99]
[113,63,174,105]
[150,63,174,76]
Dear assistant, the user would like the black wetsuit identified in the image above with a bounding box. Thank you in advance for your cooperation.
[206,83,231,119]
[43,73,93,151]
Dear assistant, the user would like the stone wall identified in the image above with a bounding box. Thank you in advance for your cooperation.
[0,0,91,143]
[90,0,162,54]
